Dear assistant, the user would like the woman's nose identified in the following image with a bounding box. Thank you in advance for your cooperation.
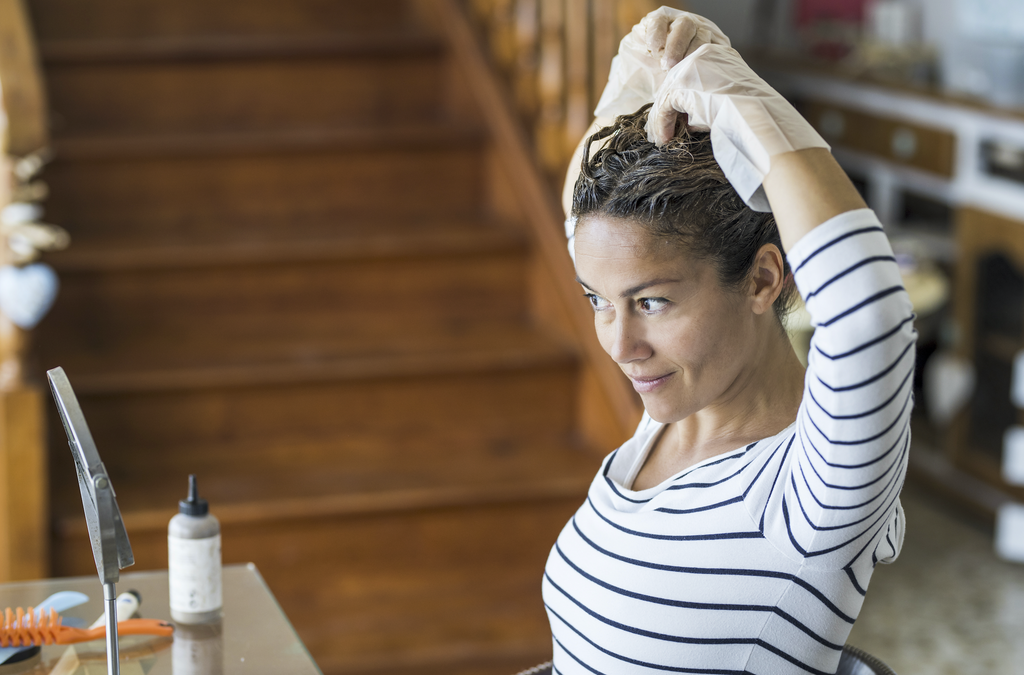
[605,315,650,364]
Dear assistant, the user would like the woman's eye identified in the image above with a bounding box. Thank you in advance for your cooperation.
[638,298,668,313]
[585,293,610,310]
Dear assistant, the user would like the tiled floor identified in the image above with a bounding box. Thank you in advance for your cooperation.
[848,481,1024,674]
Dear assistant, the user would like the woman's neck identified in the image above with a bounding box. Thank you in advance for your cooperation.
[632,324,805,490]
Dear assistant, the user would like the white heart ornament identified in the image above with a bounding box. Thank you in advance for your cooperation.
[1,202,43,225]
[923,350,976,427]
[0,263,59,329]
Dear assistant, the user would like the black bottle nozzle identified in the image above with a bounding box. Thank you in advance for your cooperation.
[179,474,209,516]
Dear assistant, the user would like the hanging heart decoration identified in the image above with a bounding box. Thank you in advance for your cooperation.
[0,263,59,329]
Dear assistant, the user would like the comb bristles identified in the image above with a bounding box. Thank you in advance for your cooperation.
[0,605,62,647]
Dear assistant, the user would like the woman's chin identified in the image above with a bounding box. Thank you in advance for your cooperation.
[639,395,686,425]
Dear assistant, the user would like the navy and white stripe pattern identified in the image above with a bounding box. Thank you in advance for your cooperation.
[544,209,914,674]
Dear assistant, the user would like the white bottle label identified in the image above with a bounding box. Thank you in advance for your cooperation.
[169,535,222,613]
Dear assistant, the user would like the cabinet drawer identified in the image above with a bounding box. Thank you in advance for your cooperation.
[802,100,956,178]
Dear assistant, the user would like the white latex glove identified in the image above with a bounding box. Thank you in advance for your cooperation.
[646,43,829,212]
[594,7,730,119]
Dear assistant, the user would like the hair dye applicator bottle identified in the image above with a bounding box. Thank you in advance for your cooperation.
[169,475,222,624]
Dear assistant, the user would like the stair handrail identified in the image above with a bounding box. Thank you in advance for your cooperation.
[465,0,662,180]
[437,0,646,441]
[0,0,62,581]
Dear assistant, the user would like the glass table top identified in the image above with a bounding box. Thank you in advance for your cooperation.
[0,563,321,675]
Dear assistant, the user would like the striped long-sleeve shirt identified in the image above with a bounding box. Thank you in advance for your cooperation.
[543,209,915,674]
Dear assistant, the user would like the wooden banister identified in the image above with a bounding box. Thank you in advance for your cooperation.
[564,0,591,151]
[0,0,56,581]
[449,0,678,437]
[433,0,644,443]
[535,0,566,176]
[467,0,665,178]
[512,0,540,119]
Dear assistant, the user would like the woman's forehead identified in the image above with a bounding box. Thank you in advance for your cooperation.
[575,214,689,264]
[574,215,709,293]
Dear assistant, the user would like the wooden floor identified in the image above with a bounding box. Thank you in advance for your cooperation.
[30,1,621,672]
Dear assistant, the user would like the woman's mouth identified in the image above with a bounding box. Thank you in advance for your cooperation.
[628,373,673,393]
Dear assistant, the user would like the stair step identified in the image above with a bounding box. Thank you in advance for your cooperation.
[46,326,571,394]
[42,125,485,226]
[257,501,578,675]
[46,216,523,271]
[50,421,598,523]
[41,31,443,63]
[51,123,482,160]
[38,235,532,373]
[52,498,582,675]
[44,35,447,135]
[52,445,595,533]
[46,341,578,452]
[29,0,423,42]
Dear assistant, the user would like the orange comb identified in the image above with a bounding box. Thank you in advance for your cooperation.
[0,607,173,647]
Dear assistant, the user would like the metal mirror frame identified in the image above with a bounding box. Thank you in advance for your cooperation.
[46,366,135,675]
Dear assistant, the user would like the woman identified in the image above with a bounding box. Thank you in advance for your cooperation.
[542,9,914,675]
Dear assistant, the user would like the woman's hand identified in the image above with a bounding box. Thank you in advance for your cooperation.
[567,9,727,220]
[646,44,830,212]
[593,7,729,120]
[644,6,730,70]
[646,43,864,245]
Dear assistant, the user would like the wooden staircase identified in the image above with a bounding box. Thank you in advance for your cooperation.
[28,0,637,673]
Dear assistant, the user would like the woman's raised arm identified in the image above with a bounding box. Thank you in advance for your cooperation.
[643,32,913,570]
[762,148,868,251]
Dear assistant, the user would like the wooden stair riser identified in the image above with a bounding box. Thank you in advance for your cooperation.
[51,498,579,675]
[42,144,483,227]
[29,0,422,41]
[48,431,596,520]
[46,55,446,136]
[37,252,529,365]
[46,366,578,477]
[40,216,519,254]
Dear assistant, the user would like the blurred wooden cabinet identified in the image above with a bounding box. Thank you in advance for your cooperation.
[951,208,1024,493]
[802,99,956,178]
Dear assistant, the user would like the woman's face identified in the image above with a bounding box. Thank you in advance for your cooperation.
[573,214,760,424]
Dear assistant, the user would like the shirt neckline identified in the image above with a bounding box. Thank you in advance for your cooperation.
[612,419,796,495]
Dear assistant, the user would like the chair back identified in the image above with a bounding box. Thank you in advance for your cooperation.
[837,644,898,675]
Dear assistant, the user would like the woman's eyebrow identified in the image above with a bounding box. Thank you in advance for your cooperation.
[575,276,681,298]
[619,278,681,297]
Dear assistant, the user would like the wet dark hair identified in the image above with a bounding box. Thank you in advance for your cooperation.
[571,104,795,325]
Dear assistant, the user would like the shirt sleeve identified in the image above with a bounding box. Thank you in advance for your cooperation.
[759,209,915,571]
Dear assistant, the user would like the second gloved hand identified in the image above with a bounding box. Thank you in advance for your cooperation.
[594,7,730,119]
[646,44,829,212]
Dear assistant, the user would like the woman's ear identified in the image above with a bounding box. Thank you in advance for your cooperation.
[748,244,785,315]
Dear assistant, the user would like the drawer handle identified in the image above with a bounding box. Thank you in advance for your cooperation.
[891,127,918,160]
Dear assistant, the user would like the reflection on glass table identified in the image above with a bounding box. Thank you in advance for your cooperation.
[0,563,321,675]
